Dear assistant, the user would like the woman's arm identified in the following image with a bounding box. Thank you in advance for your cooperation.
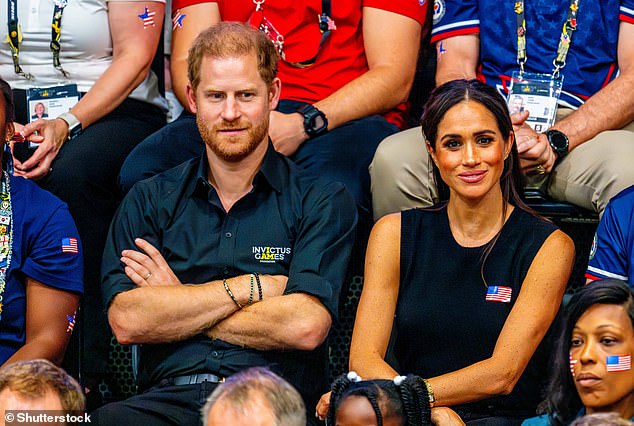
[427,230,574,405]
[2,278,80,367]
[170,2,221,109]
[349,213,402,378]
[16,1,165,179]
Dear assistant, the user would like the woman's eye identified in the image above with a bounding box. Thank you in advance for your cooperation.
[444,140,460,149]
[477,137,493,145]
[600,337,617,346]
[570,338,583,347]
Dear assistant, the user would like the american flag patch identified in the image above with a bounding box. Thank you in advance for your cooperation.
[485,286,512,303]
[61,237,78,254]
[138,6,156,28]
[606,355,631,372]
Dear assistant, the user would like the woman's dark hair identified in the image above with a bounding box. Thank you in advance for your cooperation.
[539,280,634,425]
[421,79,527,209]
[327,373,432,425]
[0,78,15,125]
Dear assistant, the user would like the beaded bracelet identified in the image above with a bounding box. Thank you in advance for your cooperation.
[422,378,435,408]
[248,274,255,306]
[223,279,243,309]
[253,272,263,301]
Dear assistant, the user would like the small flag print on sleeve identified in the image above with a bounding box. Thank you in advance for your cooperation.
[485,285,512,303]
[62,237,78,254]
[606,355,631,372]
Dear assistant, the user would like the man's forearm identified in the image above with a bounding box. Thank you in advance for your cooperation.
[108,277,249,344]
[552,73,634,150]
[207,293,331,351]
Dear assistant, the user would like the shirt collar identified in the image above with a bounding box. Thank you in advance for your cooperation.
[191,141,285,199]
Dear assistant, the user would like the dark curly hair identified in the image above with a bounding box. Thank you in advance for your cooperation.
[327,373,432,425]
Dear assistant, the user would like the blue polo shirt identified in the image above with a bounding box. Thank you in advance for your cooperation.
[101,143,357,407]
[431,0,634,108]
[1,175,84,364]
[586,185,634,287]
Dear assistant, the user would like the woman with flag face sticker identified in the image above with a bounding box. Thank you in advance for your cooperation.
[523,280,634,425]
[0,78,83,368]
[317,80,575,423]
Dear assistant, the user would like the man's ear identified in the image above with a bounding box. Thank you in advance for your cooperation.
[186,83,198,114]
[268,77,282,111]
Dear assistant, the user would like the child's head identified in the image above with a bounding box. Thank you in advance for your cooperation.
[327,372,431,426]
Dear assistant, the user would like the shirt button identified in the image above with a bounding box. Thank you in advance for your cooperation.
[223,268,229,275]
[211,351,219,357]
[225,232,232,238]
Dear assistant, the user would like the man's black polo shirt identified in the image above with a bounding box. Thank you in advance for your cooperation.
[102,143,357,406]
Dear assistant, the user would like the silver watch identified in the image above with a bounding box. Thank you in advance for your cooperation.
[58,112,82,140]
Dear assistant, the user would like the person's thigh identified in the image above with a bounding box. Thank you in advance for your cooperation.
[118,111,204,194]
[548,127,634,215]
[369,126,436,221]
[91,382,215,426]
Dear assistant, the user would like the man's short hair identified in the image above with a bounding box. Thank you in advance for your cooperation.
[201,367,305,426]
[187,21,279,93]
[0,359,85,412]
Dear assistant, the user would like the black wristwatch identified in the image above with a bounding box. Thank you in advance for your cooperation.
[296,104,328,138]
[544,129,569,161]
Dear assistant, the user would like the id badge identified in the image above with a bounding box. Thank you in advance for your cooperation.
[507,72,563,133]
[17,84,79,154]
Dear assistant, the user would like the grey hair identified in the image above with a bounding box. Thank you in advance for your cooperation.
[201,367,306,426]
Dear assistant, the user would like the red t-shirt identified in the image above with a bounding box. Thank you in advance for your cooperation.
[171,0,428,128]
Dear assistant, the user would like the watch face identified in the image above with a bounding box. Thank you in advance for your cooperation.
[311,114,326,132]
[548,130,568,153]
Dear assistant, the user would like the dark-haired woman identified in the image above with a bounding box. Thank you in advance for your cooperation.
[318,80,575,424]
[0,79,83,367]
[523,279,634,425]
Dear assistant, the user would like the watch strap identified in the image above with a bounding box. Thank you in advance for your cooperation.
[58,112,82,141]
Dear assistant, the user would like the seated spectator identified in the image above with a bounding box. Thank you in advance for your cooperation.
[586,186,634,287]
[93,23,356,426]
[522,280,634,425]
[326,371,464,425]
[202,367,305,426]
[118,0,427,240]
[317,80,575,423]
[371,0,634,220]
[0,0,168,382]
[0,359,85,412]
[0,79,83,368]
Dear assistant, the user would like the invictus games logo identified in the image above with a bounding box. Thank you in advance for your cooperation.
[253,246,291,263]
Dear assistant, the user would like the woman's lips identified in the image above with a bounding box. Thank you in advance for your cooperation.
[458,170,487,183]
[576,372,602,388]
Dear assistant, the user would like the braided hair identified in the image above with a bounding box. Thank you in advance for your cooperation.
[327,372,432,426]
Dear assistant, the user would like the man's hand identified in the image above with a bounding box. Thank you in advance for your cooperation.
[13,118,69,180]
[268,111,309,156]
[511,111,557,174]
[121,238,182,287]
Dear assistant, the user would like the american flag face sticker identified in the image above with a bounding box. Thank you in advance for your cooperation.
[569,353,577,376]
[172,10,186,30]
[61,237,78,254]
[138,6,156,28]
[606,355,631,372]
[66,311,77,333]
